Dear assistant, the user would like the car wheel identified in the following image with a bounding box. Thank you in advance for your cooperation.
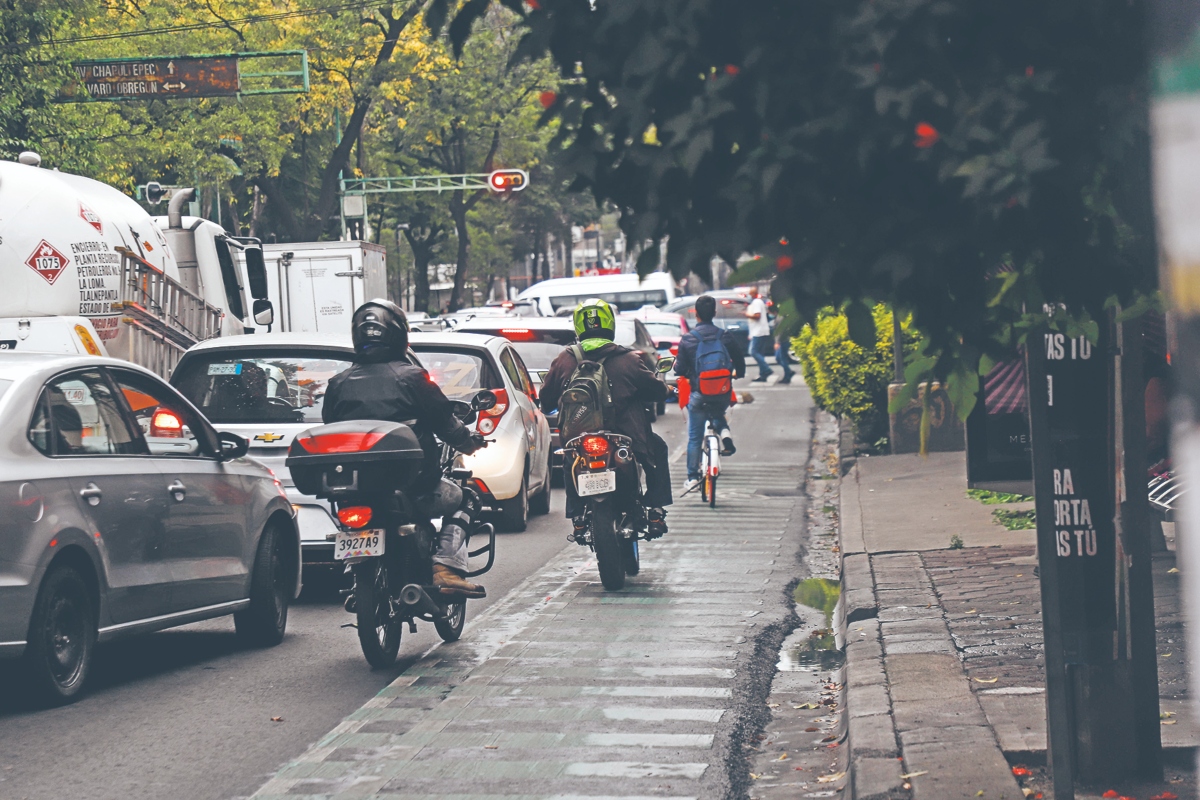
[498,471,529,532]
[530,467,551,516]
[25,564,96,705]
[235,522,289,647]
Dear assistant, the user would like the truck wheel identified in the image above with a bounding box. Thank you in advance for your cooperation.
[235,523,289,647]
[498,472,529,532]
[591,503,625,591]
[25,565,96,705]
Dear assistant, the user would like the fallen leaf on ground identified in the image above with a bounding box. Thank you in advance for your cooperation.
[1161,711,1176,719]
[900,771,928,779]
[974,677,999,684]
[1162,719,1177,725]
[1168,567,1180,573]
[767,703,780,708]
[1012,766,1031,777]
[817,772,846,783]
[1022,790,1034,798]
[977,791,985,797]
[777,754,789,761]
[484,745,498,749]
[1162,652,1173,658]
[794,703,818,709]
[270,717,283,722]
[749,773,760,780]
[966,609,978,614]
[805,727,819,732]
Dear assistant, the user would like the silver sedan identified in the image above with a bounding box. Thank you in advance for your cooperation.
[0,354,300,704]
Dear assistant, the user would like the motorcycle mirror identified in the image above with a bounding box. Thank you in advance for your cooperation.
[449,399,475,422]
[655,356,676,374]
[471,389,498,412]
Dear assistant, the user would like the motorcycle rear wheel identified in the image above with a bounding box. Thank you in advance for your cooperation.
[591,503,625,591]
[354,559,402,667]
[435,600,466,642]
[620,535,640,576]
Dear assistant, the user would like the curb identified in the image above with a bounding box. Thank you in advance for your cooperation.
[837,426,905,800]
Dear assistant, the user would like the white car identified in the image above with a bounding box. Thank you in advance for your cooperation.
[408,331,553,532]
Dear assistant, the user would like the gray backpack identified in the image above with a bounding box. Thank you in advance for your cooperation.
[558,345,613,441]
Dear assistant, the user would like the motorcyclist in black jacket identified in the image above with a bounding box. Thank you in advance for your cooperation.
[323,299,489,597]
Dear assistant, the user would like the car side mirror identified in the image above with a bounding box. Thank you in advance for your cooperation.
[471,389,498,412]
[245,248,269,300]
[656,356,676,374]
[217,431,249,460]
[253,299,275,328]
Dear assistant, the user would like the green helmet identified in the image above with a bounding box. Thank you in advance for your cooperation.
[573,297,616,344]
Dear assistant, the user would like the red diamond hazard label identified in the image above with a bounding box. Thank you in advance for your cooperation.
[26,240,69,285]
[79,201,103,234]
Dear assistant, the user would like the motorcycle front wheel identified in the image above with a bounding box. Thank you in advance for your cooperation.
[591,502,625,591]
[354,559,402,667]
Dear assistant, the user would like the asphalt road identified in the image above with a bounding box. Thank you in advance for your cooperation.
[0,404,694,800]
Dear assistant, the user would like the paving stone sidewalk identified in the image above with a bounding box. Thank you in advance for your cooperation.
[839,451,1197,800]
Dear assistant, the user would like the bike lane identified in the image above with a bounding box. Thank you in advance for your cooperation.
[250,381,813,800]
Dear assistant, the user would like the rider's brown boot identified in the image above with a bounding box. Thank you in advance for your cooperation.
[433,564,486,598]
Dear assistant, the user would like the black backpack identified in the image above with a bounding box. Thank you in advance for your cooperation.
[558,345,613,441]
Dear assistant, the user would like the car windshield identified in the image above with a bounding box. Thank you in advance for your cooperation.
[547,289,668,312]
[411,347,502,399]
[641,321,682,339]
[172,350,352,424]
[456,327,576,371]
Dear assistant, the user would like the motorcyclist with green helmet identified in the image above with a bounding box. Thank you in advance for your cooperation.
[539,298,673,537]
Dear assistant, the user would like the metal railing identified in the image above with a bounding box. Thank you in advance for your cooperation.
[110,248,224,377]
[1148,471,1185,522]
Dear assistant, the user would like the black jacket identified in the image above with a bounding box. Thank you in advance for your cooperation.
[323,360,474,489]
[539,342,667,457]
[674,322,746,383]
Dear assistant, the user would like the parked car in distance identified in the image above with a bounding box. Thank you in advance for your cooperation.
[171,333,399,575]
[622,308,687,400]
[518,272,679,316]
[454,318,576,482]
[408,332,552,531]
[0,353,300,704]
[485,299,542,317]
[615,317,668,417]
[664,293,752,356]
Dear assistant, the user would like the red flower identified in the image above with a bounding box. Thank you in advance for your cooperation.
[776,255,793,271]
[724,64,740,76]
[527,0,540,8]
[539,91,557,109]
[914,122,939,148]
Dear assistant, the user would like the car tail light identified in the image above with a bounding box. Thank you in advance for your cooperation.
[500,328,536,341]
[670,344,679,356]
[582,435,609,457]
[337,506,372,529]
[477,388,508,435]
[151,409,183,438]
[295,431,386,454]
[474,478,491,496]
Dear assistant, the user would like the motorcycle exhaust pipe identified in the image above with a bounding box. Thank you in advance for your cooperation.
[400,583,442,616]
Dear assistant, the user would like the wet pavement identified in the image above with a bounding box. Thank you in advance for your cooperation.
[250,381,815,799]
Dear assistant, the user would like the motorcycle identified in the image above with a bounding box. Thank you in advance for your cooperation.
[284,390,498,667]
[562,356,675,591]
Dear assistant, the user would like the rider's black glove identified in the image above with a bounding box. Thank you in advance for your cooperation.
[459,432,488,455]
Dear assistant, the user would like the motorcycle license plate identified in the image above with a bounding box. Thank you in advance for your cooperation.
[334,529,385,561]
[577,470,617,497]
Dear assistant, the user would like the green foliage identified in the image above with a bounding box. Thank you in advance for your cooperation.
[793,578,841,626]
[795,304,917,443]
[967,489,1033,505]
[949,534,965,550]
[992,508,1036,530]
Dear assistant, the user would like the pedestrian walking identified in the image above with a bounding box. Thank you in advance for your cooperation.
[745,285,774,382]
[774,329,796,385]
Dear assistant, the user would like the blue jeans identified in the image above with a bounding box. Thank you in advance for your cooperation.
[775,340,795,379]
[687,394,729,481]
[750,335,774,379]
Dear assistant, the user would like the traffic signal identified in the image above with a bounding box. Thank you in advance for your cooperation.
[488,169,529,193]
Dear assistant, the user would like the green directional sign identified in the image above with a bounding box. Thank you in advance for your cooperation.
[61,51,309,103]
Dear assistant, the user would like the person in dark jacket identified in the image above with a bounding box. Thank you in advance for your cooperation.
[674,294,746,492]
[323,299,489,597]
[539,298,673,537]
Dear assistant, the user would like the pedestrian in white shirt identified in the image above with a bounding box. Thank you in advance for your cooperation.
[745,286,774,382]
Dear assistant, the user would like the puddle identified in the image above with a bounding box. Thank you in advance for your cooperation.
[779,579,846,671]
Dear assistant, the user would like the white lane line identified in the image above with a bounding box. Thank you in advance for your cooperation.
[602,707,726,722]
[583,686,732,698]
[564,762,709,779]
[584,732,714,748]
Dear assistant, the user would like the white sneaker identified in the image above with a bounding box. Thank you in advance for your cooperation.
[682,478,700,494]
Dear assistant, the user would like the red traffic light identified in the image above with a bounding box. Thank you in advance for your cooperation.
[488,169,529,193]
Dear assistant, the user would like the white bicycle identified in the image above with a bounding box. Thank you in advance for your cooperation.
[699,418,721,508]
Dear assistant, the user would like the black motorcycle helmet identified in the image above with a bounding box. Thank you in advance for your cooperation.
[351,299,409,362]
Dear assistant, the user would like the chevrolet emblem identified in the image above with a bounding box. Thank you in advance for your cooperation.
[255,433,285,443]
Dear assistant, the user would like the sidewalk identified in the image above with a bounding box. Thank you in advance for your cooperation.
[839,451,1196,799]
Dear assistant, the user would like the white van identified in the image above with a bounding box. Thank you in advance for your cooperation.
[518,273,679,316]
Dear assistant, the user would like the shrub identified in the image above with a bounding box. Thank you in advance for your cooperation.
[794,304,919,443]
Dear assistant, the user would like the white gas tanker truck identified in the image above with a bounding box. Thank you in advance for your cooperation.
[0,153,274,376]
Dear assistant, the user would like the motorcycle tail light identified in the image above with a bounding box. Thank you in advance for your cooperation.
[588,459,607,469]
[477,388,509,435]
[337,506,373,529]
[151,409,184,438]
[582,435,609,457]
[295,431,386,454]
